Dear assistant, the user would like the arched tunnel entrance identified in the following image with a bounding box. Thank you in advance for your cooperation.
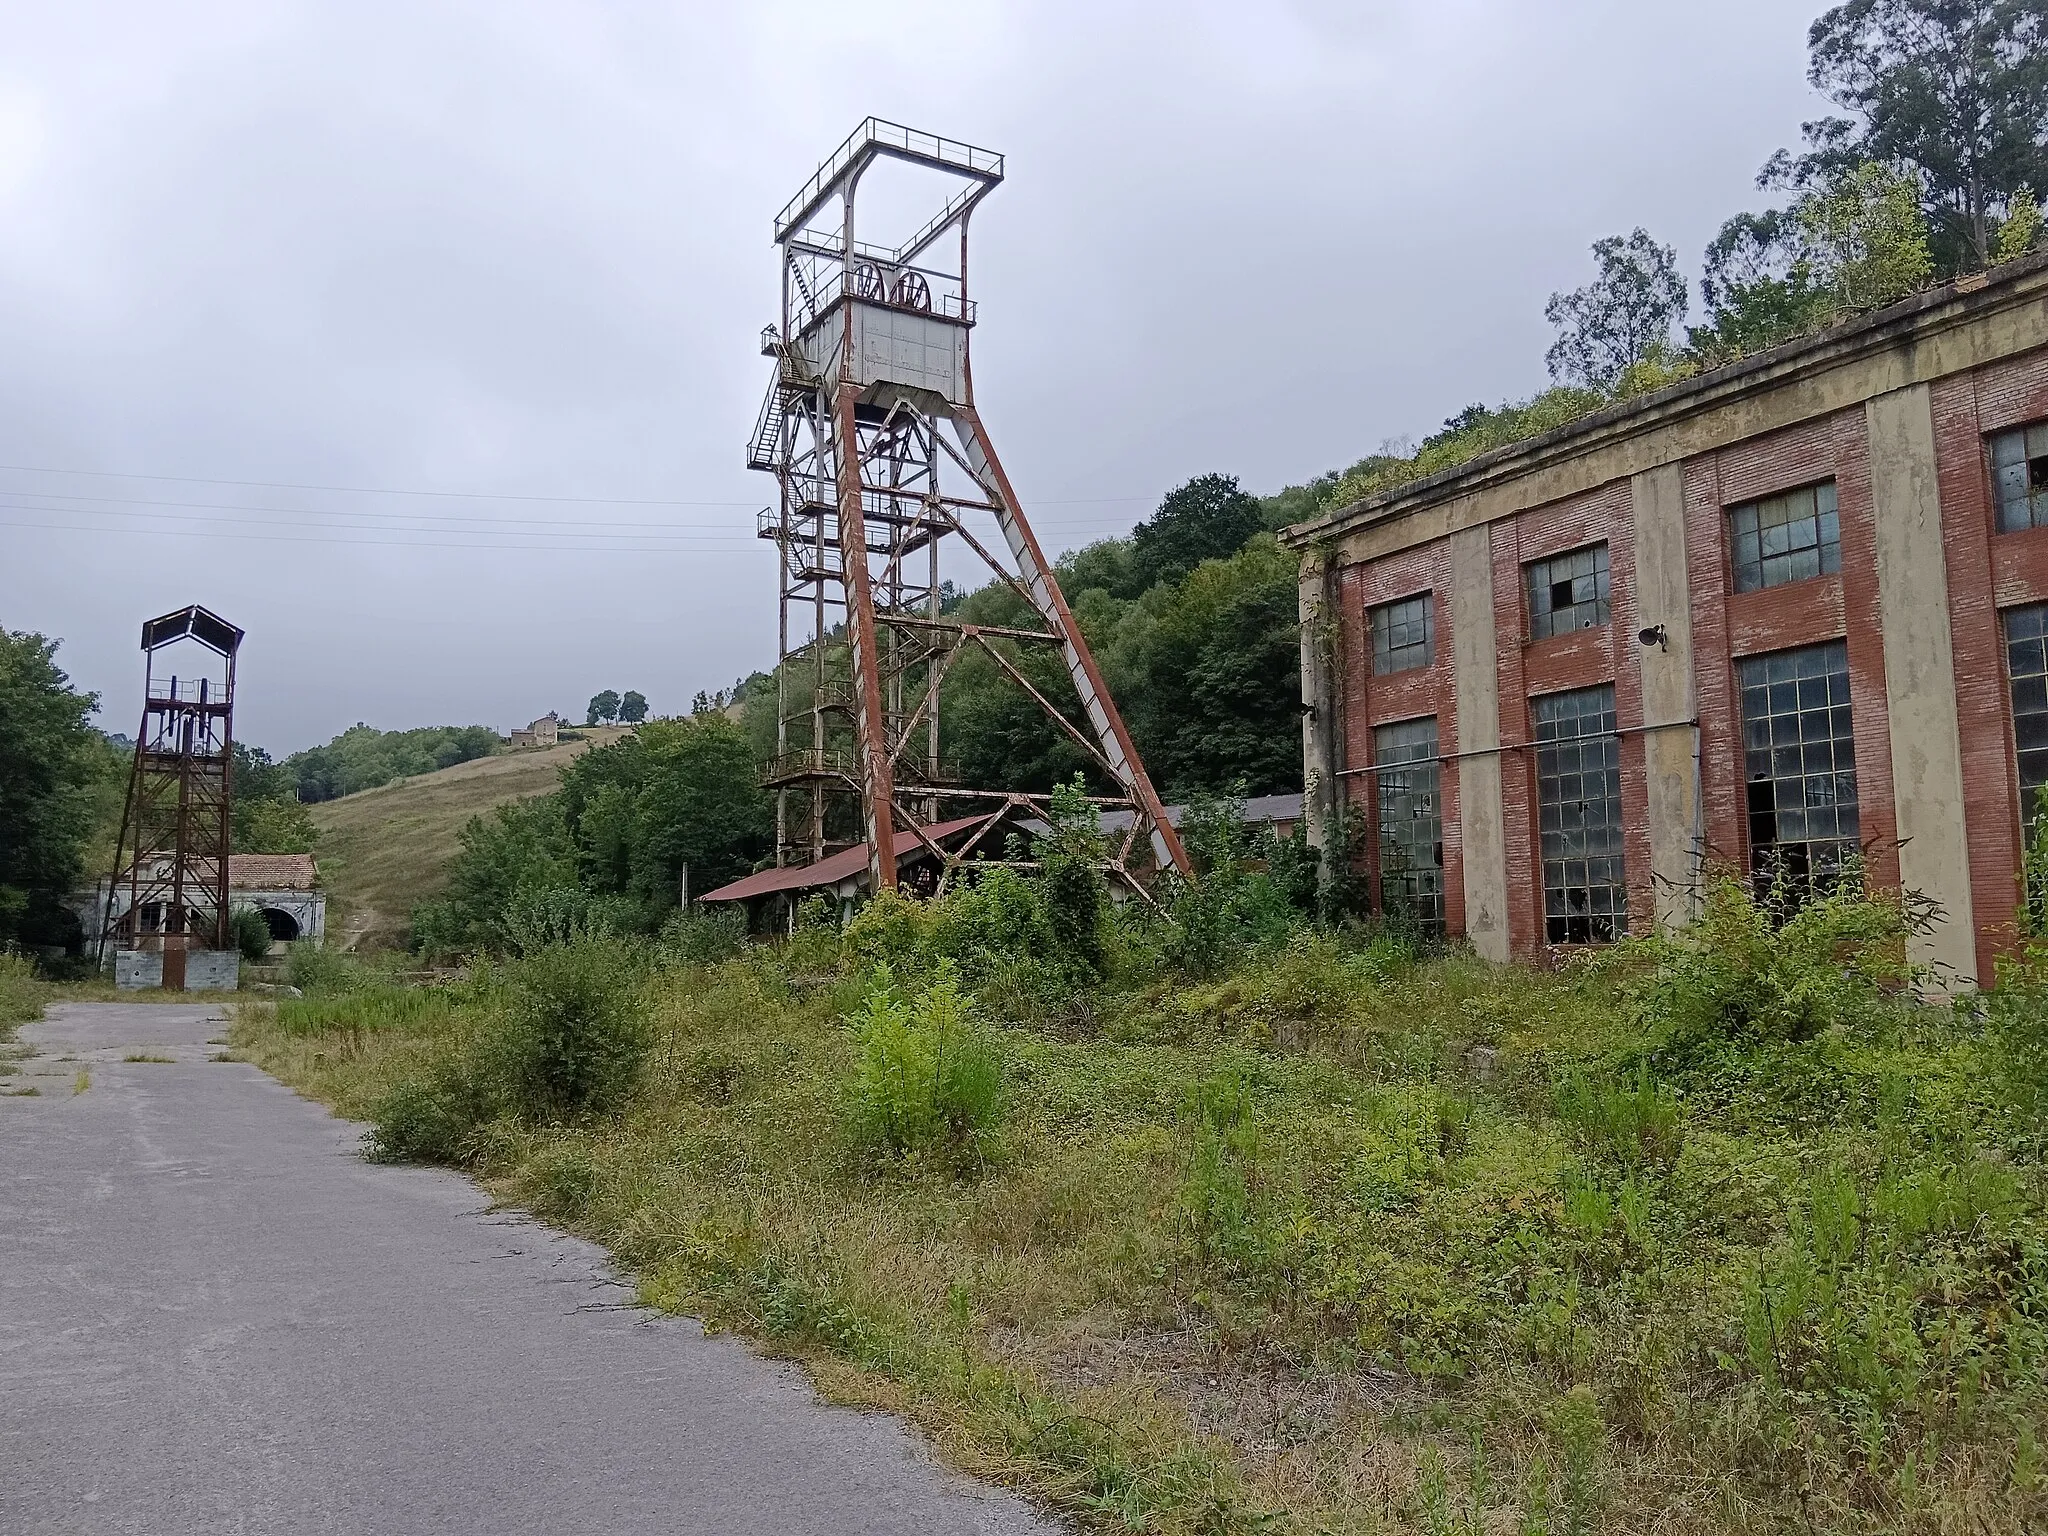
[259,907,301,944]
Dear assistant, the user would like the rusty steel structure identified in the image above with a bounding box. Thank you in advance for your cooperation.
[749,119,1188,895]
[100,605,242,988]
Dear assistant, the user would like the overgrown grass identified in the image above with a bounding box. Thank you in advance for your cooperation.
[0,951,44,1077]
[232,875,2048,1535]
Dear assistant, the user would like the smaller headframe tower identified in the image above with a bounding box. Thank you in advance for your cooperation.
[750,119,1188,895]
[101,605,243,990]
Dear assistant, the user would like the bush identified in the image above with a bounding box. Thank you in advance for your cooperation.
[1162,788,1302,978]
[489,937,650,1120]
[1632,873,1917,1049]
[658,906,747,967]
[285,940,379,995]
[495,885,632,956]
[844,961,1004,1166]
[230,906,273,962]
[366,1052,489,1163]
[1554,1064,1685,1173]
[1035,778,1109,974]
[0,949,43,1028]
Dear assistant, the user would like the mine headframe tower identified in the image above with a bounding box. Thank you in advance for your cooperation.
[748,118,1188,895]
[100,605,242,988]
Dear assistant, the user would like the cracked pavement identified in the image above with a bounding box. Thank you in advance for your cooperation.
[0,1002,1053,1535]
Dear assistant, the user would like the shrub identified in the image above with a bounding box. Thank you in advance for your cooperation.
[1035,778,1109,974]
[844,961,1004,1166]
[1633,873,1917,1049]
[230,906,273,963]
[658,906,747,967]
[489,937,651,1120]
[1554,1064,1684,1172]
[366,1052,491,1163]
[0,949,42,1028]
[285,940,378,995]
[1162,788,1304,979]
[495,885,632,956]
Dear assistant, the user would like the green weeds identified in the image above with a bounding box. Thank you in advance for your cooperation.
[227,867,2048,1534]
[843,961,1004,1168]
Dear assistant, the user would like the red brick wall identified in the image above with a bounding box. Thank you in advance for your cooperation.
[1943,353,2048,976]
[1484,481,1645,955]
[1345,542,1458,931]
[1329,343,2048,971]
[1682,411,1900,893]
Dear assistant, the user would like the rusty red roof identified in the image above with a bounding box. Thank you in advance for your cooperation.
[696,814,995,903]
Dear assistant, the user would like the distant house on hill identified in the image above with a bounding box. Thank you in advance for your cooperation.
[508,712,561,750]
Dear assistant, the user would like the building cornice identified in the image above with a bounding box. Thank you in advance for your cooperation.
[1281,250,2048,559]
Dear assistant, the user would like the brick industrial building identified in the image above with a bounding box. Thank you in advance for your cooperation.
[1283,252,2048,987]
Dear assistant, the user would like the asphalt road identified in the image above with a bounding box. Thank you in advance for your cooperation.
[0,1002,1053,1535]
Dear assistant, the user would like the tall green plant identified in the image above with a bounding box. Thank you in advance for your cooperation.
[1035,777,1109,974]
[843,961,1003,1167]
[1634,872,1918,1048]
[490,937,650,1120]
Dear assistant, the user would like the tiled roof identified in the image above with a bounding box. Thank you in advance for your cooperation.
[227,853,318,891]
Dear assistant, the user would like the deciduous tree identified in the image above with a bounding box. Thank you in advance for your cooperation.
[1545,229,1688,391]
[1130,474,1264,592]
[1765,0,2048,272]
[0,630,103,949]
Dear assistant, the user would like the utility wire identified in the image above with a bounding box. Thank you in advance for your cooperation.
[0,516,753,555]
[0,461,1156,509]
[0,493,1155,540]
[0,496,753,543]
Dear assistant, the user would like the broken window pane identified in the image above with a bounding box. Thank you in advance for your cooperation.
[1992,422,2048,534]
[1374,716,1442,938]
[1738,640,1859,898]
[1727,482,1840,592]
[1525,544,1611,640]
[1533,684,1625,942]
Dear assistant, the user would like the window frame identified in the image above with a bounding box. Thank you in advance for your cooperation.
[1531,683,1627,945]
[1726,479,1841,593]
[2005,602,2048,837]
[1368,592,1435,676]
[1736,640,1861,898]
[1990,421,2048,535]
[1372,715,1444,938]
[1524,543,1612,641]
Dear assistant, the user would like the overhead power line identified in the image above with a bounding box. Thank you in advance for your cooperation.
[0,515,754,556]
[0,461,1157,510]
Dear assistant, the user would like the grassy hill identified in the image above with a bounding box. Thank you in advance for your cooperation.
[309,727,631,950]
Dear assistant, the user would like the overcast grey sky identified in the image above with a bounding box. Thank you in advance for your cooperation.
[0,1,1823,752]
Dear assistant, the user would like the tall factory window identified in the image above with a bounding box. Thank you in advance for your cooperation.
[1373,717,1442,936]
[2007,603,2048,836]
[1526,544,1610,639]
[1738,641,1860,894]
[1370,594,1435,675]
[1992,422,2048,533]
[1728,481,1840,592]
[1533,684,1626,943]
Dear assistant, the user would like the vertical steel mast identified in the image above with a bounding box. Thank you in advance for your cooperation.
[748,120,1188,895]
[100,605,241,990]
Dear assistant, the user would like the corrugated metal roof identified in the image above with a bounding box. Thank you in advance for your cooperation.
[696,814,995,903]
